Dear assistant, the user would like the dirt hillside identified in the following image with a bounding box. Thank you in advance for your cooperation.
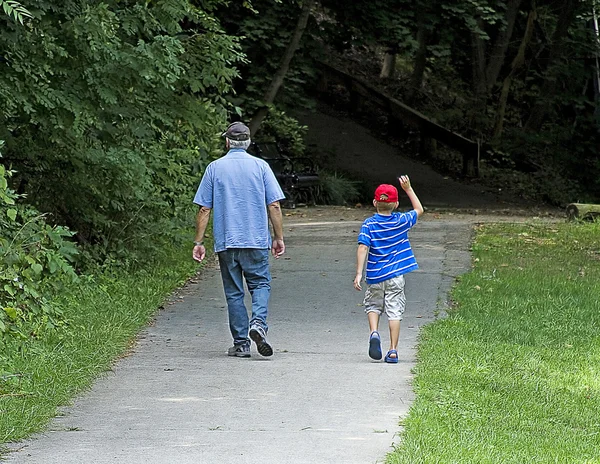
[295,103,563,219]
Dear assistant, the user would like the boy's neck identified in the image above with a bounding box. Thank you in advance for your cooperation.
[376,210,394,216]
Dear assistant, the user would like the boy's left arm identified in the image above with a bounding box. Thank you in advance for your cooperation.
[354,244,369,291]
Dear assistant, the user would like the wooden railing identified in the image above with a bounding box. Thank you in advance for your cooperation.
[317,62,480,177]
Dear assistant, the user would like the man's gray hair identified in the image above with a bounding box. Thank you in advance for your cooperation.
[228,138,251,150]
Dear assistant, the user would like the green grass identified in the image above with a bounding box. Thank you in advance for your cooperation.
[0,240,200,445]
[388,221,600,463]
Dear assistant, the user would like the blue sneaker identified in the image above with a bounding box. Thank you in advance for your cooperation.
[368,331,382,360]
[249,325,273,357]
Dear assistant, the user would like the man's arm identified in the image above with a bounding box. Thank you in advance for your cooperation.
[354,244,369,291]
[192,206,211,262]
[267,201,285,258]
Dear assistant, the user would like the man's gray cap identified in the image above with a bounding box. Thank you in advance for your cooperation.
[222,122,250,141]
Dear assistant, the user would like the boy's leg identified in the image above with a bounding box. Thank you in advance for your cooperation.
[364,283,384,360]
[387,320,401,359]
[368,311,380,333]
[384,275,406,360]
[364,282,384,333]
[367,314,382,360]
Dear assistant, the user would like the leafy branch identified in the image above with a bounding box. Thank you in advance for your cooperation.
[0,0,32,24]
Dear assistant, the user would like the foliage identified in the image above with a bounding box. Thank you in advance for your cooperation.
[315,0,600,203]
[319,0,418,51]
[388,221,600,463]
[256,108,308,157]
[217,0,321,113]
[0,141,78,342]
[0,0,31,24]
[0,0,243,260]
[313,171,361,205]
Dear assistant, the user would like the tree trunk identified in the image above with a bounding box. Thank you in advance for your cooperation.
[470,18,488,132]
[380,47,397,79]
[471,18,487,97]
[492,7,537,143]
[485,0,523,93]
[593,10,600,130]
[407,20,429,103]
[525,0,579,132]
[249,0,315,136]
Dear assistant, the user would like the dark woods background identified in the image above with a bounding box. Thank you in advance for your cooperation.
[1,0,599,271]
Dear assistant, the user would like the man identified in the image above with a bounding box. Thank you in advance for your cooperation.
[192,121,286,358]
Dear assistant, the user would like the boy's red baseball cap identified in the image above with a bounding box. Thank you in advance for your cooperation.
[374,184,398,202]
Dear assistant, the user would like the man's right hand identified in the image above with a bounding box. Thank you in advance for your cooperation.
[271,239,285,258]
[192,245,206,262]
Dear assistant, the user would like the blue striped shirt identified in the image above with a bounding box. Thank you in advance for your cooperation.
[358,211,418,284]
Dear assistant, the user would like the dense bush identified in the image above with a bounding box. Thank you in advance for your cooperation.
[257,108,308,157]
[0,0,243,260]
[314,171,362,205]
[0,141,77,341]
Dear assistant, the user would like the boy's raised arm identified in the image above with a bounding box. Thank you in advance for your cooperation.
[399,175,424,217]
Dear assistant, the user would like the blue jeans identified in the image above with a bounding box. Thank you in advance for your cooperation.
[217,248,271,346]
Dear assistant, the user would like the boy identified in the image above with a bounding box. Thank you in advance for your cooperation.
[353,176,424,363]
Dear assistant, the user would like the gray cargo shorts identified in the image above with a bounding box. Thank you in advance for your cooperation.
[363,274,406,321]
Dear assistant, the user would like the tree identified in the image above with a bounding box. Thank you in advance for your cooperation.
[492,6,537,142]
[524,0,580,131]
[0,0,244,256]
[248,0,315,135]
[407,0,438,102]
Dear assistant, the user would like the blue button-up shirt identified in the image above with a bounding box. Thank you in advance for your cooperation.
[193,149,285,253]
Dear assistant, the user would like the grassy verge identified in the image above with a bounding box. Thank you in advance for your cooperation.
[0,240,201,445]
[388,221,600,463]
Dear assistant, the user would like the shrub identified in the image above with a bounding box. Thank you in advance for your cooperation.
[314,171,361,205]
[257,108,308,157]
[0,141,78,342]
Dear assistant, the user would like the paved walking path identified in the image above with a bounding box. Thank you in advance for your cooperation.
[4,209,473,464]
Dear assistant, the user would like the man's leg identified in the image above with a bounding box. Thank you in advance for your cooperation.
[240,248,273,357]
[240,248,271,331]
[217,250,250,348]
